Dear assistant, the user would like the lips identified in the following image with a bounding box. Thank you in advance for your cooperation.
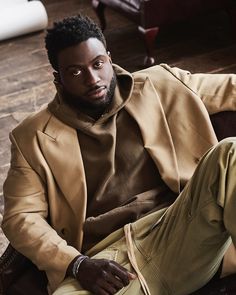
[87,86,107,99]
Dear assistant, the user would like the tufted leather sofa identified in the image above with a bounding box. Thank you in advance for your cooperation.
[92,0,236,66]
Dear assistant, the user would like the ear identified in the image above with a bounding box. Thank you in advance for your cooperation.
[107,51,112,63]
[53,71,61,84]
[53,71,64,94]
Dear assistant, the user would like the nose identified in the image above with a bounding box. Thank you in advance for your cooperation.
[84,68,100,86]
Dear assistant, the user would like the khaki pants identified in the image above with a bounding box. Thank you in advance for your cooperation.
[53,138,236,295]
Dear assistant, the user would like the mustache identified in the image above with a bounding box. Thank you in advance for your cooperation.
[86,85,106,93]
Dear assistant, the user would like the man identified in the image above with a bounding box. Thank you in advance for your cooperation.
[2,14,236,295]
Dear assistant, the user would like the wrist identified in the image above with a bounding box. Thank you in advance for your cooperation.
[66,255,80,277]
[72,255,89,278]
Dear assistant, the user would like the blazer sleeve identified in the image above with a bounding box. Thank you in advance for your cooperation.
[2,132,80,292]
[161,64,236,114]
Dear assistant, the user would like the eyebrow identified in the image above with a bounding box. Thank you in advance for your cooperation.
[65,54,107,71]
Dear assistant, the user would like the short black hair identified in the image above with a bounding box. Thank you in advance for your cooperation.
[45,14,106,71]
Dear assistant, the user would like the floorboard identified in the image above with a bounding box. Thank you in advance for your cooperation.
[0,0,236,255]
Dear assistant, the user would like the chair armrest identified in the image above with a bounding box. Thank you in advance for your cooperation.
[0,244,28,294]
[0,244,48,295]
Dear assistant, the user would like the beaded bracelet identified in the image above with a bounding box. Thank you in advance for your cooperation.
[72,255,89,278]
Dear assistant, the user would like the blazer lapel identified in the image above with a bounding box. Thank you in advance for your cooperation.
[125,77,180,193]
[37,115,87,220]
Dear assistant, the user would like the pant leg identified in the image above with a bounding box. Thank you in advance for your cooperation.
[132,138,236,294]
[53,138,236,295]
[52,277,90,295]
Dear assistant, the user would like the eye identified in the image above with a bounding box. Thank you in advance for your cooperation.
[94,60,104,69]
[72,69,81,77]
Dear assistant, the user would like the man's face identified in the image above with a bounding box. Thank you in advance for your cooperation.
[56,38,115,112]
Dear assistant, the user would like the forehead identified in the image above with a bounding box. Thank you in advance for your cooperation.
[57,38,107,69]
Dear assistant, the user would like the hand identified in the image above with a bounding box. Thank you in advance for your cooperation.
[76,257,136,295]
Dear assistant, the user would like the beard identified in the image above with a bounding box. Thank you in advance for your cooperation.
[61,73,117,114]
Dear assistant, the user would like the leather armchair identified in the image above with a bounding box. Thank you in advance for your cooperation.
[92,0,236,66]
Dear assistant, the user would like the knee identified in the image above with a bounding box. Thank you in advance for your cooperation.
[219,137,236,146]
[200,137,236,174]
[214,137,236,156]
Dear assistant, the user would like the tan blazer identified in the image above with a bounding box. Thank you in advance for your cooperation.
[2,64,236,292]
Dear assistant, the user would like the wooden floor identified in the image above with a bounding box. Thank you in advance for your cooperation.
[0,0,236,254]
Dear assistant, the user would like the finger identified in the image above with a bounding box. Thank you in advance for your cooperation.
[94,271,120,294]
[111,260,136,278]
[98,279,118,294]
[99,270,124,292]
[93,285,110,295]
[108,262,131,286]
[111,260,129,272]
[104,272,124,290]
[127,271,137,280]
